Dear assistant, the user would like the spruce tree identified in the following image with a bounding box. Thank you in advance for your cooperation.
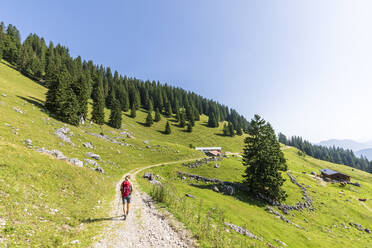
[109,99,122,129]
[154,108,161,122]
[228,122,235,137]
[242,115,287,203]
[179,111,186,128]
[91,79,105,125]
[187,121,193,132]
[165,102,173,117]
[72,74,89,121]
[208,112,218,128]
[146,111,154,127]
[130,104,136,118]
[223,123,229,136]
[59,87,79,126]
[165,121,171,134]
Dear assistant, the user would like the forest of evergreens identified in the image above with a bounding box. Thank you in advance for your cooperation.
[0,21,249,133]
[278,133,372,173]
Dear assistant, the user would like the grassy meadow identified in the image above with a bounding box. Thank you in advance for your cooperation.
[0,61,245,247]
[137,148,372,248]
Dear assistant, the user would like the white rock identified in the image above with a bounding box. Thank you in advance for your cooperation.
[69,158,83,167]
[86,152,101,160]
[13,107,23,114]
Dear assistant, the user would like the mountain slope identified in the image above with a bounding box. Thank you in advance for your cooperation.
[0,60,245,247]
[138,146,372,247]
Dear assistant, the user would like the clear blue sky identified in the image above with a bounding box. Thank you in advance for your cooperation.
[3,0,372,143]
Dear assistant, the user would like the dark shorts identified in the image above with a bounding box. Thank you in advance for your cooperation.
[122,196,131,204]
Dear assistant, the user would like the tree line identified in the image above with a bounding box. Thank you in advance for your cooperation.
[278,133,372,173]
[0,21,249,134]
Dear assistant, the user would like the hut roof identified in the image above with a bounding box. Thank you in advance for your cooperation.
[320,168,342,176]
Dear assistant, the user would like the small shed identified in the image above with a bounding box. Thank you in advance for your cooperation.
[320,168,350,182]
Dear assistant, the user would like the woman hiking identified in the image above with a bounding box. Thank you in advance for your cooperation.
[120,175,134,220]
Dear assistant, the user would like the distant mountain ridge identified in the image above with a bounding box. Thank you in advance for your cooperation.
[318,139,372,159]
[317,139,369,151]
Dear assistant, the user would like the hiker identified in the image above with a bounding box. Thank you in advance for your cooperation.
[120,175,133,220]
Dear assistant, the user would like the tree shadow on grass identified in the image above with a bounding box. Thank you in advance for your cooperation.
[188,183,266,208]
[80,215,124,223]
[215,133,226,137]
[136,121,148,127]
[17,95,46,111]
[156,130,168,135]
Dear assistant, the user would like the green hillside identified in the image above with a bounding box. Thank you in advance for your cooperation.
[2,59,372,247]
[137,147,372,248]
[0,61,245,246]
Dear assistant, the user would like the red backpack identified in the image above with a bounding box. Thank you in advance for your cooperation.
[121,181,132,197]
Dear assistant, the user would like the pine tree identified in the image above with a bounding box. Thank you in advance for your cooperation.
[165,102,172,117]
[187,121,193,132]
[130,104,136,118]
[165,121,171,134]
[59,87,79,125]
[179,110,186,128]
[146,111,154,127]
[223,123,229,136]
[72,74,89,121]
[228,122,235,137]
[207,112,218,128]
[154,108,161,122]
[175,109,180,122]
[242,115,287,203]
[91,79,105,125]
[109,99,122,129]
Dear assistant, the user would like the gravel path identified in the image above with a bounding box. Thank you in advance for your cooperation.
[92,159,198,248]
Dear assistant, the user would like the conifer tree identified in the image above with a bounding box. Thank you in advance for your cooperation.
[146,111,154,127]
[228,122,235,137]
[165,102,173,117]
[109,99,122,129]
[130,104,136,118]
[165,121,171,134]
[179,110,186,128]
[187,121,193,132]
[207,112,218,128]
[147,99,153,113]
[175,109,180,122]
[223,123,229,136]
[72,74,89,121]
[154,108,161,122]
[45,68,69,114]
[91,79,105,125]
[242,115,287,202]
[59,87,79,126]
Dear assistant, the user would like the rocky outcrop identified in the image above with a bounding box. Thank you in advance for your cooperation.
[54,127,74,145]
[277,173,313,214]
[85,131,130,146]
[36,147,67,160]
[35,147,103,173]
[83,142,94,149]
[224,222,263,240]
[182,157,222,168]
[177,171,250,196]
[265,206,305,230]
[86,152,101,160]
[143,172,162,185]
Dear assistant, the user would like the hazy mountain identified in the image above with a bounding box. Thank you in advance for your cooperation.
[317,139,369,152]
[355,148,372,160]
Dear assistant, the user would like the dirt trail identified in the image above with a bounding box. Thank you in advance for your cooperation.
[92,159,198,248]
